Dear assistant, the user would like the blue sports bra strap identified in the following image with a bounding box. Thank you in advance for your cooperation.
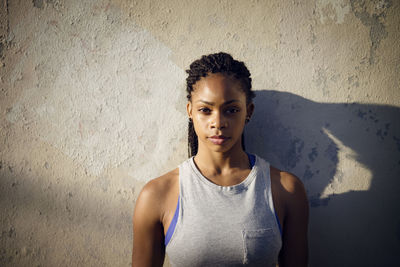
[246,152,256,168]
[165,196,180,246]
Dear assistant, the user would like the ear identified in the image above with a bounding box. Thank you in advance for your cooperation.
[246,102,255,119]
[186,101,193,118]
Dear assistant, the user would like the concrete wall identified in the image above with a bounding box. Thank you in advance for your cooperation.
[0,0,399,266]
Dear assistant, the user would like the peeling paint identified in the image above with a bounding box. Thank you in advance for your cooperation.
[316,0,351,24]
[350,0,392,64]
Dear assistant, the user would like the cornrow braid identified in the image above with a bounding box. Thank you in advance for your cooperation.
[188,118,198,157]
[186,52,255,158]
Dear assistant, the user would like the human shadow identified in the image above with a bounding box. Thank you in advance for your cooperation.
[245,90,400,267]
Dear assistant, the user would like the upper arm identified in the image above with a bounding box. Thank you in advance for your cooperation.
[278,173,309,267]
[132,181,165,267]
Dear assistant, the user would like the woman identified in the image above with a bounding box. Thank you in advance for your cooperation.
[132,52,309,266]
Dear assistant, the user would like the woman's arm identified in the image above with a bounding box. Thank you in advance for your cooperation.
[132,181,165,267]
[278,172,309,267]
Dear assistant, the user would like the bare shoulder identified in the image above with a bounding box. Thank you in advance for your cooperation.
[137,168,179,209]
[270,166,309,266]
[141,168,179,194]
[132,169,179,266]
[270,166,308,205]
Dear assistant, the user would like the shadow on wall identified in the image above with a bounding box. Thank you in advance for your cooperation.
[246,90,400,267]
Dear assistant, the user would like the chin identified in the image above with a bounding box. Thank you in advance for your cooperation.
[209,143,237,154]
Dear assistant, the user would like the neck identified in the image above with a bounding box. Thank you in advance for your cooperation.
[194,142,249,175]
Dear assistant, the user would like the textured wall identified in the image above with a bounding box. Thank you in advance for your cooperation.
[0,0,399,266]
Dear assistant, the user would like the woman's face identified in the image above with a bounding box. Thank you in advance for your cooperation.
[187,73,254,154]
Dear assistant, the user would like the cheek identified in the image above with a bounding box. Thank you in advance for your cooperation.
[193,116,209,132]
[193,112,210,123]
[192,116,205,132]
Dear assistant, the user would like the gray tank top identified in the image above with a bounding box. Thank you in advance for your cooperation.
[166,155,282,266]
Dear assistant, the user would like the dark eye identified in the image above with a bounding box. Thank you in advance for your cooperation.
[226,107,240,114]
[199,107,211,113]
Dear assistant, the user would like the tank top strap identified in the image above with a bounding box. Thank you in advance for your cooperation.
[258,157,283,236]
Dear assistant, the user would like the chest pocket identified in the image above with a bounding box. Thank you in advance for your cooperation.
[242,228,280,266]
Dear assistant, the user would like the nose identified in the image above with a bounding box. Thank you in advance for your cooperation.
[210,111,227,129]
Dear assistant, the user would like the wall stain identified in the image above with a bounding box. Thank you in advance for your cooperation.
[308,147,318,162]
[33,0,44,9]
[1,227,15,239]
[371,115,392,141]
[91,176,110,192]
[347,75,360,88]
[0,0,9,62]
[303,165,314,180]
[357,109,367,119]
[308,23,317,44]
[350,0,393,64]
[316,0,351,24]
[314,66,329,96]
[309,194,330,207]
[376,123,390,140]
[0,42,4,58]
[285,137,304,169]
[358,108,381,123]
[324,140,338,165]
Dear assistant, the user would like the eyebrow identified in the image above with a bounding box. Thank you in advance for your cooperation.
[195,99,240,106]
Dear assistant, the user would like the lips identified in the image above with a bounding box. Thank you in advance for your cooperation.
[209,135,230,145]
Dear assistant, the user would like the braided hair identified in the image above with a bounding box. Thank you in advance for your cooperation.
[186,52,256,157]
